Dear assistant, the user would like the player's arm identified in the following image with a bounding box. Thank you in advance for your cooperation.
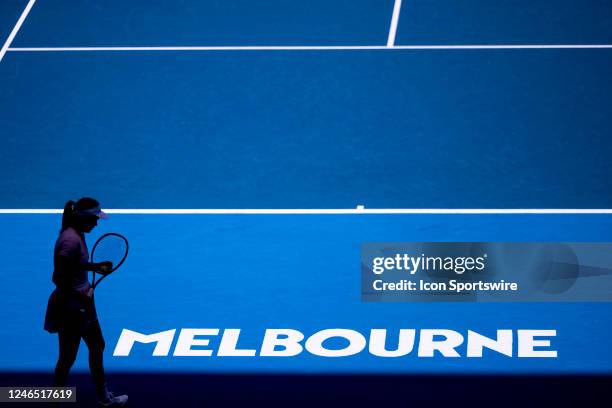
[56,254,109,274]
[82,261,112,274]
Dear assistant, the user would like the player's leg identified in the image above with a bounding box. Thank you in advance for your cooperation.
[82,319,106,394]
[54,326,81,387]
[83,320,128,406]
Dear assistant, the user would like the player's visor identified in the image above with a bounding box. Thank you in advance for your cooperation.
[76,205,108,219]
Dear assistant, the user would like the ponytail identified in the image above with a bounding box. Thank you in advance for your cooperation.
[61,200,76,232]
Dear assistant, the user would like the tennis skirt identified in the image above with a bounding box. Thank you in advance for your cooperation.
[44,289,98,333]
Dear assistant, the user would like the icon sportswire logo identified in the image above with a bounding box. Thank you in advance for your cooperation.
[113,328,557,358]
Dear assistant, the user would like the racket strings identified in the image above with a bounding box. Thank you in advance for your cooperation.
[90,233,129,290]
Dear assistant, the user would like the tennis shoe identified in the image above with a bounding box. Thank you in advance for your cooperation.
[97,389,128,407]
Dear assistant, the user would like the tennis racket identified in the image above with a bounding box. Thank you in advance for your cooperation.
[88,233,129,296]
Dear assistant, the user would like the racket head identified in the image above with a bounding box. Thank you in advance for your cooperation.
[90,232,129,288]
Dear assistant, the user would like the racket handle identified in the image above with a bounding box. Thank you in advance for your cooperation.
[87,287,94,298]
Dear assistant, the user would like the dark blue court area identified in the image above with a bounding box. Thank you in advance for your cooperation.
[1,0,611,208]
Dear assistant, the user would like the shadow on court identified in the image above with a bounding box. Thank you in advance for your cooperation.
[1,372,609,407]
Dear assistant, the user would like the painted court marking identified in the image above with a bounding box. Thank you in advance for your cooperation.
[0,0,37,63]
[1,209,612,215]
[7,44,612,53]
[1,0,611,61]
[387,0,403,47]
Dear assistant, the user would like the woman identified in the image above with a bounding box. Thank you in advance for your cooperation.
[44,198,128,407]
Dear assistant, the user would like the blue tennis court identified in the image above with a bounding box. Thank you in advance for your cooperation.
[1,1,611,406]
[1,0,611,208]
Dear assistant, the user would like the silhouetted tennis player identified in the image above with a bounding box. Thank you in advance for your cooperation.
[44,198,128,407]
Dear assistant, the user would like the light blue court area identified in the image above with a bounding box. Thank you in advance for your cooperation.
[0,213,612,374]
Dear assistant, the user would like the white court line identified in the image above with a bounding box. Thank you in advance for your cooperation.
[7,44,612,52]
[0,0,36,63]
[1,209,612,215]
[387,0,403,47]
